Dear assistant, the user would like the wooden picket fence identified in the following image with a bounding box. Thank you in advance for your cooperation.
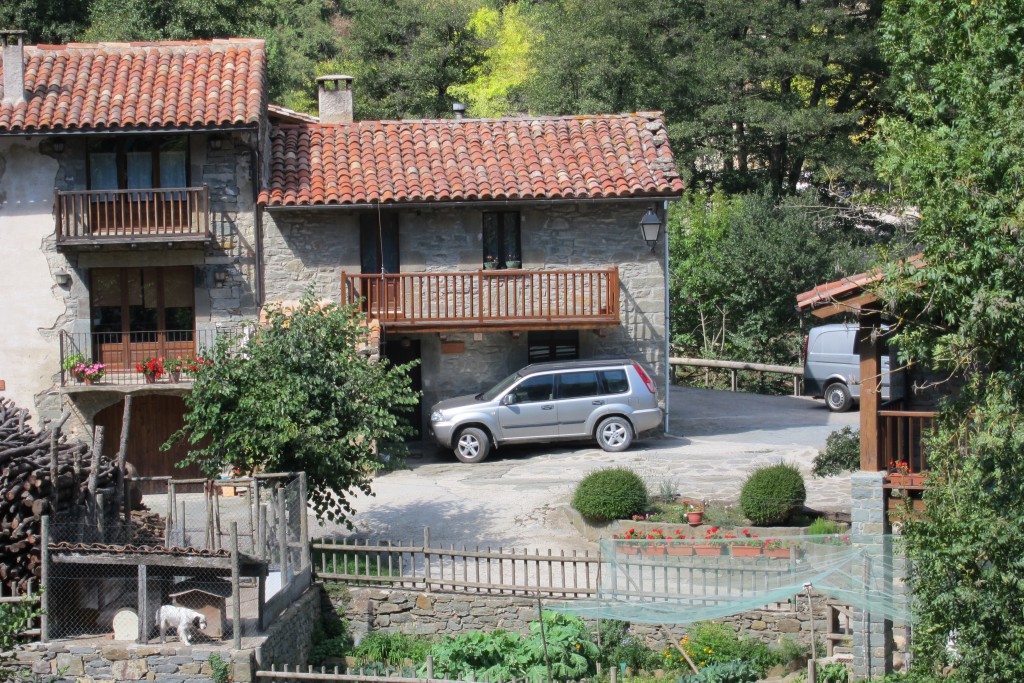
[312,528,599,598]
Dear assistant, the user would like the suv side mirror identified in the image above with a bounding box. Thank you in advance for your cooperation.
[501,394,517,406]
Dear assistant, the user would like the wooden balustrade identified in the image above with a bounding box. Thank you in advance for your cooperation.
[55,187,211,246]
[340,268,620,332]
[879,409,936,475]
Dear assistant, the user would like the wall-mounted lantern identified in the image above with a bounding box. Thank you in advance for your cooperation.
[640,207,662,250]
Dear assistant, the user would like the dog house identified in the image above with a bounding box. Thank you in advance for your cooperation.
[169,580,232,639]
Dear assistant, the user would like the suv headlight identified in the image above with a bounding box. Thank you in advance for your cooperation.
[430,410,444,423]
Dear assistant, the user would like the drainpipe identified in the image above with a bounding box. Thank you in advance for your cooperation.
[663,199,671,435]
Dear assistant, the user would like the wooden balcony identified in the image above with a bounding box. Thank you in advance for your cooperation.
[55,187,211,248]
[341,268,620,333]
[880,408,936,491]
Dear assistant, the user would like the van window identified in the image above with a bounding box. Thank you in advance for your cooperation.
[557,371,599,399]
[511,375,554,403]
[600,369,629,394]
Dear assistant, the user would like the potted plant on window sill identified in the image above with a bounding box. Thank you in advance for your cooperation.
[483,255,498,270]
[136,356,165,384]
[505,253,521,269]
[166,356,189,382]
[66,356,106,385]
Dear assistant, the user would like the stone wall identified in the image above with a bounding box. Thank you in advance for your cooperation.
[334,586,833,651]
[13,641,254,683]
[850,470,895,679]
[262,202,668,417]
[255,583,323,669]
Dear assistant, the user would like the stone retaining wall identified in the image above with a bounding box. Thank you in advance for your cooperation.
[336,586,836,652]
[255,582,323,669]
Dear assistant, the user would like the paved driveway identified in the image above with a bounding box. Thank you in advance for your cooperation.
[318,386,858,549]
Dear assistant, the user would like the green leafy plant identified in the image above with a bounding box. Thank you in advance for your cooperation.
[208,652,231,683]
[812,427,860,478]
[806,518,844,536]
[166,291,420,526]
[0,592,42,681]
[353,631,432,666]
[61,352,85,372]
[597,620,660,672]
[571,467,649,522]
[816,661,849,683]
[738,462,806,525]
[676,659,761,683]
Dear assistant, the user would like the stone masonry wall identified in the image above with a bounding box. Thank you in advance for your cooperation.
[262,202,667,416]
[335,587,833,652]
[255,583,323,669]
[850,470,894,679]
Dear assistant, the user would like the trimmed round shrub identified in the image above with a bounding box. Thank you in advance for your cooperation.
[739,462,806,525]
[571,467,648,522]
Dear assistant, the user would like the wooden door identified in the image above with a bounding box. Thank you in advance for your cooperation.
[95,395,203,494]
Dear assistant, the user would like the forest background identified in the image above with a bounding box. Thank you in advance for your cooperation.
[1,0,905,379]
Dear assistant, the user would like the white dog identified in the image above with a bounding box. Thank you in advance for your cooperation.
[155,605,208,644]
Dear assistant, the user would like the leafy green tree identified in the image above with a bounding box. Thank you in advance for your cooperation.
[166,294,419,526]
[874,1,1024,679]
[0,0,90,44]
[669,189,869,370]
[335,0,485,120]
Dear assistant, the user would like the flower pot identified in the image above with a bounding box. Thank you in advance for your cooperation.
[686,511,704,526]
[505,261,521,269]
[483,262,498,270]
[667,544,694,557]
[888,472,927,488]
[169,370,181,383]
[144,374,158,384]
[693,544,723,556]
[83,377,94,385]
[765,546,799,559]
[730,545,763,557]
[616,545,640,556]
[642,546,665,557]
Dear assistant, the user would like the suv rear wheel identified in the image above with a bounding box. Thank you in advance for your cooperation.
[454,427,491,463]
[596,416,633,452]
[824,382,853,412]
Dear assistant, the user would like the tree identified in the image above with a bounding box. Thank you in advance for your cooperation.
[875,1,1024,679]
[166,294,420,526]
[669,189,870,371]
[335,0,485,120]
[0,0,90,45]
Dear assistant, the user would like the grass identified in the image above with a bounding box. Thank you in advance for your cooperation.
[313,548,399,576]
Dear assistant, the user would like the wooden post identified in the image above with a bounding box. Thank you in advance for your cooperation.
[96,493,106,542]
[859,306,885,471]
[231,522,242,649]
[213,484,222,551]
[40,515,49,643]
[116,396,132,522]
[165,481,174,548]
[298,472,309,570]
[137,563,148,644]
[423,527,431,587]
[730,369,737,392]
[49,425,59,515]
[258,504,268,560]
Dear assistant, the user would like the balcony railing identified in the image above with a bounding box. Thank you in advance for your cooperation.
[55,186,211,247]
[59,327,244,387]
[880,409,937,490]
[340,268,620,332]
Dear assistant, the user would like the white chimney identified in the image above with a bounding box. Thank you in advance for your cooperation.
[317,75,353,124]
[1,30,27,105]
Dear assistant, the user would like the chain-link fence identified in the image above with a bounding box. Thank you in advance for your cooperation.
[41,473,310,645]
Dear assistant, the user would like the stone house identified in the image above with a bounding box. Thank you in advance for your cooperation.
[0,30,683,477]
[0,32,270,483]
[259,77,684,437]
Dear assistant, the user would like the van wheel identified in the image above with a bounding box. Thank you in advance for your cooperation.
[596,416,633,452]
[454,427,490,463]
[824,383,853,412]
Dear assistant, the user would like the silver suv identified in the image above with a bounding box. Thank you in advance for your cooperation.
[429,359,663,463]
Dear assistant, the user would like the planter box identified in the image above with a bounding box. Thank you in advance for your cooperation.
[693,544,724,556]
[729,545,762,557]
[641,546,665,557]
[765,546,800,559]
[888,473,927,488]
[666,544,694,557]
[616,545,641,555]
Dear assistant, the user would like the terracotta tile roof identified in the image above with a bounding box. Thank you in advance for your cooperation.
[796,254,925,314]
[260,112,684,206]
[268,103,319,124]
[0,39,266,133]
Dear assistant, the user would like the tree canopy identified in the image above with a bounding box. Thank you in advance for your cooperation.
[876,0,1024,679]
[167,295,420,526]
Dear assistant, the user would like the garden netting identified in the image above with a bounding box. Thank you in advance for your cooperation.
[549,535,907,625]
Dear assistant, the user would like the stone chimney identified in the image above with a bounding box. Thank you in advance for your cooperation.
[317,75,353,124]
[1,30,27,105]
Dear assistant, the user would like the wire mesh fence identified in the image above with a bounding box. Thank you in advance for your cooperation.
[41,472,311,645]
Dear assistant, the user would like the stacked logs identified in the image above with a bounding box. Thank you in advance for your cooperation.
[0,399,120,592]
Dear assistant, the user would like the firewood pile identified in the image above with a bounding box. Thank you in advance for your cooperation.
[0,399,129,592]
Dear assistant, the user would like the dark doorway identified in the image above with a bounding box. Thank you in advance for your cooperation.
[383,338,423,440]
[94,395,203,494]
[360,212,400,312]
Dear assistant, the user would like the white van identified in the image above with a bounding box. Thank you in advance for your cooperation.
[803,324,902,412]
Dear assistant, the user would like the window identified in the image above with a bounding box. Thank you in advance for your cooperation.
[483,212,521,268]
[600,369,630,394]
[511,375,554,403]
[360,212,400,274]
[87,136,189,195]
[557,371,600,399]
[91,267,195,340]
[528,331,579,363]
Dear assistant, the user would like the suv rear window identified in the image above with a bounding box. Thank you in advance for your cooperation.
[557,371,600,399]
[600,369,629,394]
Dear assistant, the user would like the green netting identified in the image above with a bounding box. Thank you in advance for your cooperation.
[549,535,907,625]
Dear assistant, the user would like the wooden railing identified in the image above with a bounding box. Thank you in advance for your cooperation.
[340,268,619,332]
[880,409,937,476]
[313,528,599,598]
[55,186,210,245]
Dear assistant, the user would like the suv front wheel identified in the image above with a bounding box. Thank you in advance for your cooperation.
[824,382,853,412]
[454,427,491,463]
[596,416,633,452]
